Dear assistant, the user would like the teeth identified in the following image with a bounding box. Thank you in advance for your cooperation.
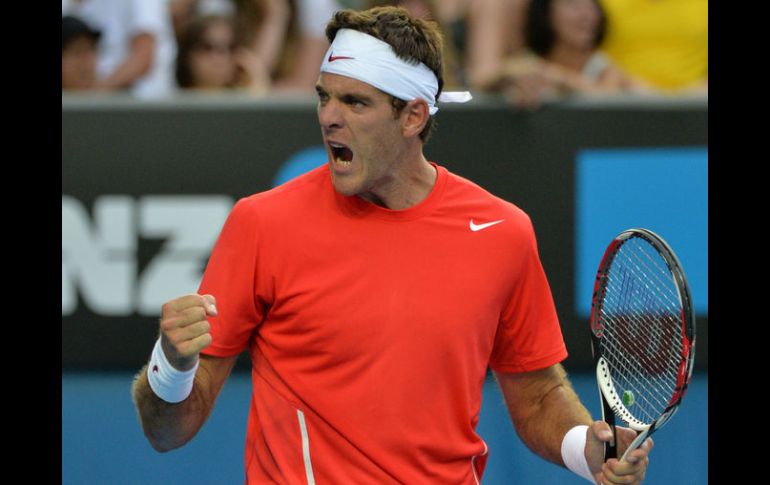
[329,142,345,148]
[335,157,352,165]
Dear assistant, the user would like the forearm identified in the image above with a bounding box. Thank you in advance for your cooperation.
[273,37,329,92]
[465,0,506,91]
[520,379,592,464]
[496,365,593,466]
[131,362,218,452]
[95,34,155,90]
[251,0,290,74]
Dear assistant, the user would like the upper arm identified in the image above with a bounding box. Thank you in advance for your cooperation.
[488,213,567,373]
[494,363,570,426]
[198,198,266,356]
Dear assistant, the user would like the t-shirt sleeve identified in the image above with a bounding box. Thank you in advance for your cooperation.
[488,216,568,373]
[128,0,165,36]
[198,197,266,357]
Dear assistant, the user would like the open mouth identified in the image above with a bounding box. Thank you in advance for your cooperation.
[329,142,354,164]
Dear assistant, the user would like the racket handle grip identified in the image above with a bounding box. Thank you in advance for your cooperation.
[604,426,617,461]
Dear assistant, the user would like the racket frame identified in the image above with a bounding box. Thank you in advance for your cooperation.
[589,228,696,462]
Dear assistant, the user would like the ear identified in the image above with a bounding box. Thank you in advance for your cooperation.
[400,99,430,139]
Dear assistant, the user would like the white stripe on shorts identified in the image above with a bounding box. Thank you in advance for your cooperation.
[471,440,489,485]
[297,410,316,485]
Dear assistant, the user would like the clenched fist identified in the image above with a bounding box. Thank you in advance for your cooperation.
[159,294,218,371]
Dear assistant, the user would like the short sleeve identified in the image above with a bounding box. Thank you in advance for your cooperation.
[199,197,266,357]
[128,0,165,36]
[488,217,567,373]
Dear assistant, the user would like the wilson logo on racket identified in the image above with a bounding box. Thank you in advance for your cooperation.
[610,313,675,376]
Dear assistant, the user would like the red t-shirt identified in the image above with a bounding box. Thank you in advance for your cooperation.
[199,163,567,484]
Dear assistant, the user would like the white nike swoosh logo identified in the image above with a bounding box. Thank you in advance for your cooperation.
[469,219,505,232]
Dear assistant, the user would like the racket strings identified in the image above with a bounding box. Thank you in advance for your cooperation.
[602,320,680,412]
[625,240,683,310]
[602,279,682,384]
[602,270,682,395]
[599,237,685,423]
[604,266,683,378]
[601,320,679,421]
[601,332,676,417]
[601,325,678,419]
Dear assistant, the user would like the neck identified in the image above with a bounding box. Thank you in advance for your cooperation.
[547,43,592,72]
[358,151,437,211]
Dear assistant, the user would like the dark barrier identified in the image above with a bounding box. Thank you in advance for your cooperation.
[62,94,708,371]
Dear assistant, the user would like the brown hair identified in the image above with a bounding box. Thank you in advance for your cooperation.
[525,0,607,57]
[175,15,237,89]
[325,6,445,142]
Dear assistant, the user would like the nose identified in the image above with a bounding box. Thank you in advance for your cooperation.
[318,99,344,132]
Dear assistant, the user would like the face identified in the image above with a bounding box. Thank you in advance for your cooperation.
[316,73,410,202]
[551,0,601,51]
[62,36,98,90]
[189,20,237,88]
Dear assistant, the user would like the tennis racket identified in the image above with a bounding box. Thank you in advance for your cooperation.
[589,228,696,462]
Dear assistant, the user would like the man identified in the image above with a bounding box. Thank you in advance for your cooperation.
[62,15,101,91]
[132,6,652,484]
[62,0,177,98]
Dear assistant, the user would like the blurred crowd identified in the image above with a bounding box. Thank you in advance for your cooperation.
[62,0,708,108]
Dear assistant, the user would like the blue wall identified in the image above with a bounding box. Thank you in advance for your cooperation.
[62,372,707,484]
[575,147,709,317]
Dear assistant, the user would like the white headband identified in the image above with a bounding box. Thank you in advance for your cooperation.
[319,28,471,115]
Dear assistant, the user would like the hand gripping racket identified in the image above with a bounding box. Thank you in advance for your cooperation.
[589,228,696,462]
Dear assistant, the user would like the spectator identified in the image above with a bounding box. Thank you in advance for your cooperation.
[365,0,464,88]
[495,0,649,108]
[271,0,342,93]
[175,14,270,94]
[62,0,178,98]
[169,0,235,41]
[62,15,101,91]
[169,0,291,85]
[171,0,339,94]
[598,0,707,94]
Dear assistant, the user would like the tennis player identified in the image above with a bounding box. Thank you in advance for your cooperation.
[132,6,653,484]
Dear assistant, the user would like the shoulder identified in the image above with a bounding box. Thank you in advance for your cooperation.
[443,168,534,231]
[437,167,538,255]
[226,165,331,224]
[241,164,329,207]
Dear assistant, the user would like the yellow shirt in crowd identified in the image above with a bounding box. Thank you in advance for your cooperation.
[599,0,708,91]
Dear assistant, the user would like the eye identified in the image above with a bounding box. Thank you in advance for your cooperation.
[342,95,366,108]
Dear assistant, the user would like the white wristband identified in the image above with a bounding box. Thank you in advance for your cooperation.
[147,337,199,403]
[561,425,595,483]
